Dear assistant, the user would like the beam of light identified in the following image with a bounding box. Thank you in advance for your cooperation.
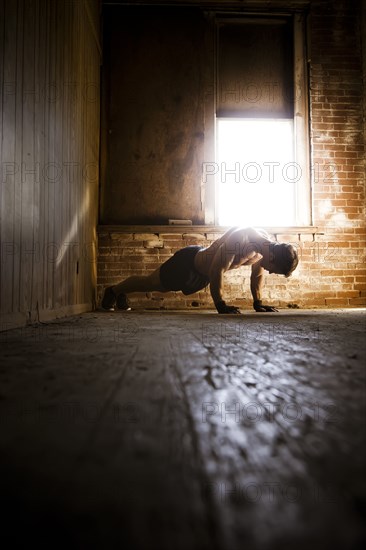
[56,186,90,268]
[216,118,296,226]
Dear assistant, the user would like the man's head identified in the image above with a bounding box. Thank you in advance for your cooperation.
[270,243,299,277]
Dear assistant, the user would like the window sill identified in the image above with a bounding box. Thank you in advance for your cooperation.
[98,224,321,235]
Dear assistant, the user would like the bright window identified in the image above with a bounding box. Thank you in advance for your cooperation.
[216,118,297,226]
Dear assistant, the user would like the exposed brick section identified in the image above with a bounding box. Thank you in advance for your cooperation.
[97,228,366,310]
[310,0,365,248]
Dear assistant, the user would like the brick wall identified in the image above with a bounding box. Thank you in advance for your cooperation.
[97,227,364,310]
[308,0,365,307]
[97,0,365,311]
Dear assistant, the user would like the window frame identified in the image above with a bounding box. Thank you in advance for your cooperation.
[203,12,311,227]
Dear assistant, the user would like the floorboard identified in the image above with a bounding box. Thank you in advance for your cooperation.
[0,309,365,549]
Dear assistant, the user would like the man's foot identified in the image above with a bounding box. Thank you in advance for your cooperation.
[102,286,117,310]
[116,292,131,311]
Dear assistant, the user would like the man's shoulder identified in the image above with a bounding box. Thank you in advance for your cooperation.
[229,226,271,242]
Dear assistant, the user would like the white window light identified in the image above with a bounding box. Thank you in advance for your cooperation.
[216,118,297,226]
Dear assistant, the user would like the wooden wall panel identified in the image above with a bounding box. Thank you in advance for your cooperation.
[0,0,101,329]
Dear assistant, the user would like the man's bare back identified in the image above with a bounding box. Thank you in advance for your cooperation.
[194,226,271,277]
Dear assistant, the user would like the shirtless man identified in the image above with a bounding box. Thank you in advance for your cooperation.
[102,226,299,314]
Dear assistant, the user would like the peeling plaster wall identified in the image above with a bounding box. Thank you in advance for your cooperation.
[100,6,206,224]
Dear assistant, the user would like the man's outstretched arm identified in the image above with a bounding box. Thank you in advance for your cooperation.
[209,243,241,314]
[250,262,278,312]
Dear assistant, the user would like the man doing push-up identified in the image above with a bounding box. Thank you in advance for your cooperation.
[102,226,298,314]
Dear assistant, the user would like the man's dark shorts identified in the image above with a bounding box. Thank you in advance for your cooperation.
[160,245,210,295]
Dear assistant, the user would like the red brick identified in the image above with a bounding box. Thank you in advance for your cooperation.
[331,200,347,207]
[326,144,346,152]
[117,241,144,248]
[303,298,327,306]
[109,233,134,241]
[325,298,350,306]
[335,291,360,298]
[349,297,366,306]
[320,269,345,276]
[159,233,184,240]
[345,207,364,214]
[162,240,184,248]
[354,284,366,291]
[133,233,159,241]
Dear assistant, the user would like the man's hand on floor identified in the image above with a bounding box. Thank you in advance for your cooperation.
[215,300,241,314]
[253,300,278,312]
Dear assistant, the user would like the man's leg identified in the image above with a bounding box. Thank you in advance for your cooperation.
[102,268,168,310]
[113,267,167,294]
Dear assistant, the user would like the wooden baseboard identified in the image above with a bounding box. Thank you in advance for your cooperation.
[0,303,93,332]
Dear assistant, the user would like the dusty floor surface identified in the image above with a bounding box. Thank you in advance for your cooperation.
[0,309,365,550]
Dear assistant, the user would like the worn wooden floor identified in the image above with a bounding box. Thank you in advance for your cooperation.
[0,309,365,550]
